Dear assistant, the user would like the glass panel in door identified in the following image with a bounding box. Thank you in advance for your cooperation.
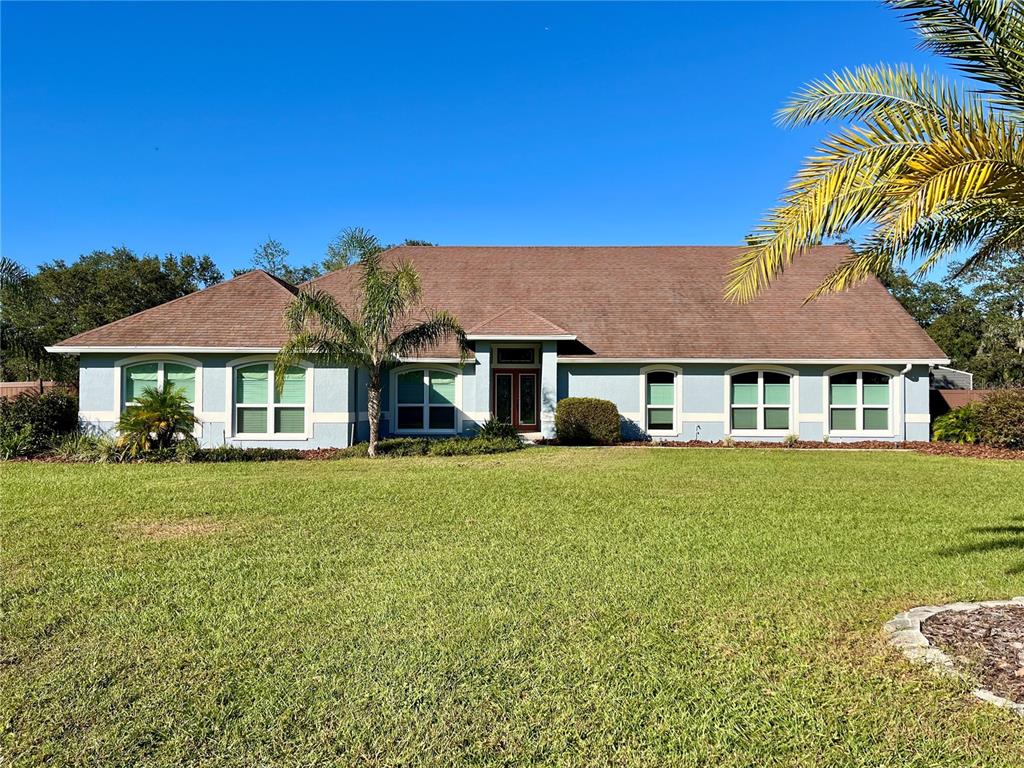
[519,374,537,426]
[495,374,513,424]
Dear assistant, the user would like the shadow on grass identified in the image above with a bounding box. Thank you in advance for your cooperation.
[940,517,1024,575]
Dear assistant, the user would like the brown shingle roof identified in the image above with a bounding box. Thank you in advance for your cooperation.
[52,245,947,361]
[53,270,297,349]
[467,306,571,337]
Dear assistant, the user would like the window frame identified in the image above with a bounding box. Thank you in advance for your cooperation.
[226,356,313,441]
[391,364,461,435]
[824,367,895,436]
[725,366,797,436]
[115,355,203,437]
[639,365,682,436]
[491,344,540,369]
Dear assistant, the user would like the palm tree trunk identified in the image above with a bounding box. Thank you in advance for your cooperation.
[367,367,382,458]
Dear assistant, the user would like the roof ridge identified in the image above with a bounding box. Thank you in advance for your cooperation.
[300,245,406,289]
[55,270,294,347]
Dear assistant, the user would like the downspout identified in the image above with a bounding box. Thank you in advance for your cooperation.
[899,362,912,443]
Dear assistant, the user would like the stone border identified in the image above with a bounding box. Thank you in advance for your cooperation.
[885,597,1024,716]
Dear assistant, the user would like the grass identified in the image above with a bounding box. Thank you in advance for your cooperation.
[3,447,1024,766]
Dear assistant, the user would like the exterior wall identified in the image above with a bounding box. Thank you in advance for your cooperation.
[78,353,357,449]
[558,362,931,443]
[77,354,936,448]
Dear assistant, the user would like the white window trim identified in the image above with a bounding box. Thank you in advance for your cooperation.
[640,365,682,436]
[391,364,462,435]
[115,354,203,438]
[724,365,798,436]
[823,365,897,437]
[491,343,541,369]
[226,355,314,441]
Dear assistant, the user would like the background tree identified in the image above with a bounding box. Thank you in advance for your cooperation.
[234,237,321,284]
[1,248,223,382]
[728,0,1024,302]
[883,256,1024,384]
[276,249,466,457]
[323,227,434,272]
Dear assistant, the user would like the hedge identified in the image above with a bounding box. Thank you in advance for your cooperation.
[554,397,620,445]
[0,389,79,457]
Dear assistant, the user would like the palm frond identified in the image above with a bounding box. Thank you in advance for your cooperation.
[387,311,469,362]
[886,0,1024,112]
[778,63,983,128]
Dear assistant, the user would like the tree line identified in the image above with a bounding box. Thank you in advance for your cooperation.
[1,231,1021,387]
[0,228,432,383]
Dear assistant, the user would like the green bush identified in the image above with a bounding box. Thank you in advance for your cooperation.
[337,436,523,458]
[475,418,520,440]
[554,397,621,445]
[52,432,122,463]
[115,386,196,459]
[193,446,306,463]
[932,403,982,444]
[428,437,522,456]
[0,425,34,460]
[975,388,1024,449]
[0,389,78,456]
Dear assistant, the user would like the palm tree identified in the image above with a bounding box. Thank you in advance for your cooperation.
[276,250,467,457]
[727,0,1024,303]
[115,385,197,459]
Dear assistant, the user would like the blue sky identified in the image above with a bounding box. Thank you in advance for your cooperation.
[3,1,941,274]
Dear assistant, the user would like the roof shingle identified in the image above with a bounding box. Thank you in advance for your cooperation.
[52,246,947,361]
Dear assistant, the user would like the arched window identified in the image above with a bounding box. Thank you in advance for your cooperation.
[645,371,675,433]
[729,369,792,433]
[123,361,196,410]
[233,362,308,437]
[828,370,891,433]
[395,368,457,433]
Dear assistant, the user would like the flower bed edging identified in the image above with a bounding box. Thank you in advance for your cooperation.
[885,598,1024,716]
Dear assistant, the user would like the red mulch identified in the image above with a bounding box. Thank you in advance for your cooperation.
[532,439,1024,460]
[921,605,1024,704]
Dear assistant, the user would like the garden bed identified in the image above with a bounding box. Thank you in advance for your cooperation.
[922,604,1024,706]
[610,440,1024,460]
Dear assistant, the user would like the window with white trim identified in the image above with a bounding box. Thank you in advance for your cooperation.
[234,363,307,436]
[645,371,676,432]
[829,371,891,432]
[730,370,791,432]
[124,361,196,411]
[396,369,457,432]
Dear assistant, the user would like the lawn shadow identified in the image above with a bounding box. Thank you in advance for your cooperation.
[940,516,1024,575]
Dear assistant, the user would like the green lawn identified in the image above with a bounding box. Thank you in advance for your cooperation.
[3,448,1024,767]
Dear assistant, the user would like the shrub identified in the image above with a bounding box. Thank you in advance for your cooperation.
[115,386,196,459]
[975,388,1024,449]
[193,446,305,463]
[52,431,122,463]
[336,438,429,458]
[932,403,982,444]
[475,418,520,440]
[0,389,78,455]
[0,424,34,460]
[554,398,620,445]
[784,433,799,447]
[428,437,522,456]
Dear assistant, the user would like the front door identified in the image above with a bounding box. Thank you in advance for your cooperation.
[493,370,538,431]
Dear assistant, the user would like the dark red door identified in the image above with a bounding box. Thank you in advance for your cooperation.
[493,369,538,431]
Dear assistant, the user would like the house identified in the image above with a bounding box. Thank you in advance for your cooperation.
[47,245,948,446]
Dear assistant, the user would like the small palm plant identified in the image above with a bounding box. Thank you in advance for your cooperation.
[115,385,197,459]
[276,250,468,457]
[728,0,1024,302]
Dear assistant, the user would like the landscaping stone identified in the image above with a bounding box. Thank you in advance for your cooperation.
[885,599,1024,717]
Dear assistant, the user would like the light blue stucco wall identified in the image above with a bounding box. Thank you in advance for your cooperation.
[78,353,357,449]
[559,362,932,443]
[77,354,937,448]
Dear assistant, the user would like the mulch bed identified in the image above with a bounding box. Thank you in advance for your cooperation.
[542,439,1024,460]
[921,605,1024,704]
